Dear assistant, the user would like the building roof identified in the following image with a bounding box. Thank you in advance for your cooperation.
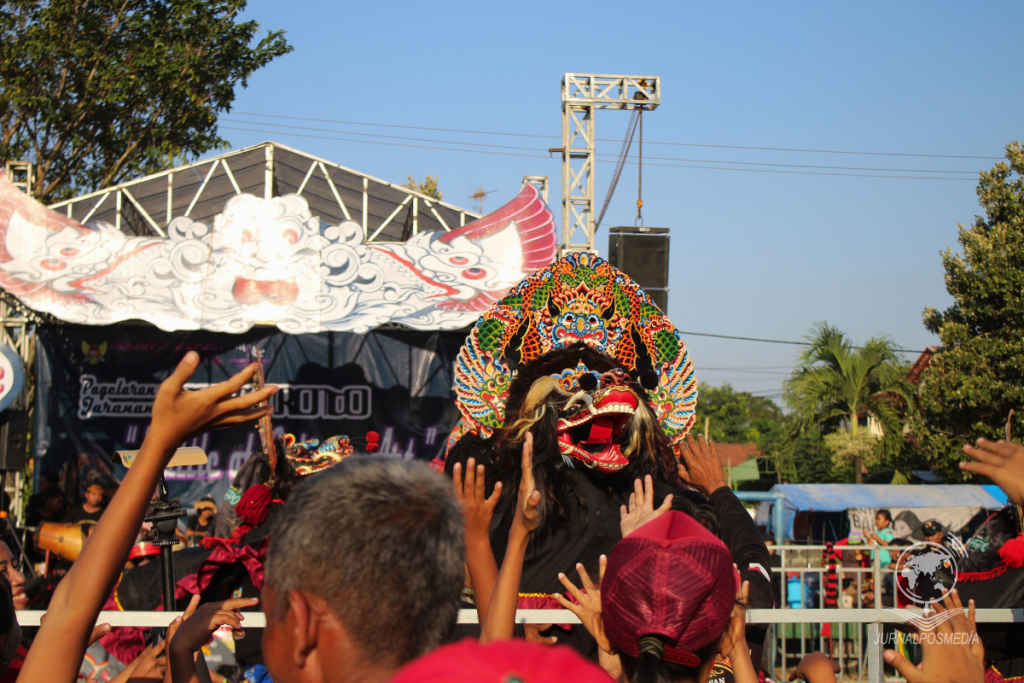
[716,443,761,468]
[47,141,480,241]
[906,346,940,385]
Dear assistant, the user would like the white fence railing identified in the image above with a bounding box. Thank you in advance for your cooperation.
[19,607,1021,683]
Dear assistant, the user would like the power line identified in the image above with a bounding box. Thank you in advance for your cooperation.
[220,123,977,182]
[218,125,549,160]
[699,369,792,375]
[617,159,973,181]
[232,111,555,140]
[677,330,924,354]
[222,118,543,153]
[223,117,978,176]
[231,111,1003,161]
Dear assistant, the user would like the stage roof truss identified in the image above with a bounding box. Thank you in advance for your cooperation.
[47,142,479,242]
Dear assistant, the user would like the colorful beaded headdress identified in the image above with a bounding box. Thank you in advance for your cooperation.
[453,253,697,451]
[282,434,355,476]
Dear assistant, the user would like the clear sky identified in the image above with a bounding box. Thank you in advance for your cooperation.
[222,1,1024,400]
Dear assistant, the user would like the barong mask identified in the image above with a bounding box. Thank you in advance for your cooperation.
[453,253,698,472]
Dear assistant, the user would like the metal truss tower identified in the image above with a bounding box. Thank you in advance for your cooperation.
[559,74,660,254]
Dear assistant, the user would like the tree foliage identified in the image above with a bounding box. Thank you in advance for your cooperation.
[0,0,292,204]
[783,322,912,475]
[401,175,442,200]
[697,383,784,446]
[914,141,1024,480]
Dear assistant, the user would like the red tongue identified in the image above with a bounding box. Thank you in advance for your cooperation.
[583,417,614,445]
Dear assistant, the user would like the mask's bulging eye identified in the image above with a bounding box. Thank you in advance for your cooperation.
[577,373,598,391]
[587,315,600,326]
[60,247,80,257]
[463,267,486,280]
[449,256,469,265]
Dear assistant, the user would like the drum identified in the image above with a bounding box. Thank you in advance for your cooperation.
[36,521,94,561]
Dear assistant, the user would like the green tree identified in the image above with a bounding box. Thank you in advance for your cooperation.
[401,175,442,200]
[914,141,1024,481]
[0,1,292,204]
[697,383,784,445]
[783,322,912,482]
[767,424,840,484]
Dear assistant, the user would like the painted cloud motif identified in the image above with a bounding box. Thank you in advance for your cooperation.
[0,177,557,333]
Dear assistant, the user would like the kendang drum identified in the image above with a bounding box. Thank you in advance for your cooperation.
[36,521,95,561]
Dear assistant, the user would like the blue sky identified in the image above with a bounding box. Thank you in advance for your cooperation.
[223,1,1024,400]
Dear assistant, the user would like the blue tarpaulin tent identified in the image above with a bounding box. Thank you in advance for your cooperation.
[755,484,1006,540]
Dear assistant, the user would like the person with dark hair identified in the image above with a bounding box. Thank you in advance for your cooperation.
[24,473,59,527]
[0,544,26,612]
[185,497,217,543]
[260,457,466,683]
[18,352,276,682]
[675,434,774,674]
[559,511,754,683]
[868,509,896,568]
[63,483,106,524]
[0,574,21,682]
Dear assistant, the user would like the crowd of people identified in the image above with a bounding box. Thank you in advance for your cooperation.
[0,351,1011,683]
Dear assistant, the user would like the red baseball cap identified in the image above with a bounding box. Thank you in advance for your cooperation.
[389,638,614,683]
[601,511,739,666]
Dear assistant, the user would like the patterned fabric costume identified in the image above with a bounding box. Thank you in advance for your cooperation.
[446,253,699,652]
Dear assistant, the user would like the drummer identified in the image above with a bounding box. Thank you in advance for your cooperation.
[185,497,217,543]
[63,484,106,525]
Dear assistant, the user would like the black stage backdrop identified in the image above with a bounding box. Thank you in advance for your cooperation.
[34,325,467,503]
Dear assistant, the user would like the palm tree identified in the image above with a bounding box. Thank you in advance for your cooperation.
[783,322,913,482]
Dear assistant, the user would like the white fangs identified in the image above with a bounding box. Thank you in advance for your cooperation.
[564,390,596,415]
[556,441,629,471]
[559,402,635,430]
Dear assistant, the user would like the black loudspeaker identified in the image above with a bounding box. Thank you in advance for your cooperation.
[608,228,670,310]
[0,410,28,471]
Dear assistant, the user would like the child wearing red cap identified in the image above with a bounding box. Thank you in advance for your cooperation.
[559,511,755,683]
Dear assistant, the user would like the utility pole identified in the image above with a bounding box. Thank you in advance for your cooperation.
[557,74,660,254]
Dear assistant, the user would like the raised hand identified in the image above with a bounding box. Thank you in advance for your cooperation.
[453,458,502,547]
[789,652,840,683]
[18,353,277,683]
[127,640,167,683]
[170,596,259,655]
[555,555,612,654]
[479,432,542,644]
[148,351,277,448]
[678,433,727,496]
[89,622,111,646]
[883,590,984,683]
[619,474,673,537]
[523,623,558,645]
[513,432,540,534]
[961,438,1024,506]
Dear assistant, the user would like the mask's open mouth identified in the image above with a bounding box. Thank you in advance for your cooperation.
[232,277,300,306]
[556,387,639,472]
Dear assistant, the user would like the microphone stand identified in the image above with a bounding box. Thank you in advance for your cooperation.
[145,475,212,683]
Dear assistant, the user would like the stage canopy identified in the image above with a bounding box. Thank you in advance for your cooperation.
[0,142,558,334]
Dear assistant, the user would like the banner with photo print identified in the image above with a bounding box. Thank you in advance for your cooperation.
[34,325,466,506]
